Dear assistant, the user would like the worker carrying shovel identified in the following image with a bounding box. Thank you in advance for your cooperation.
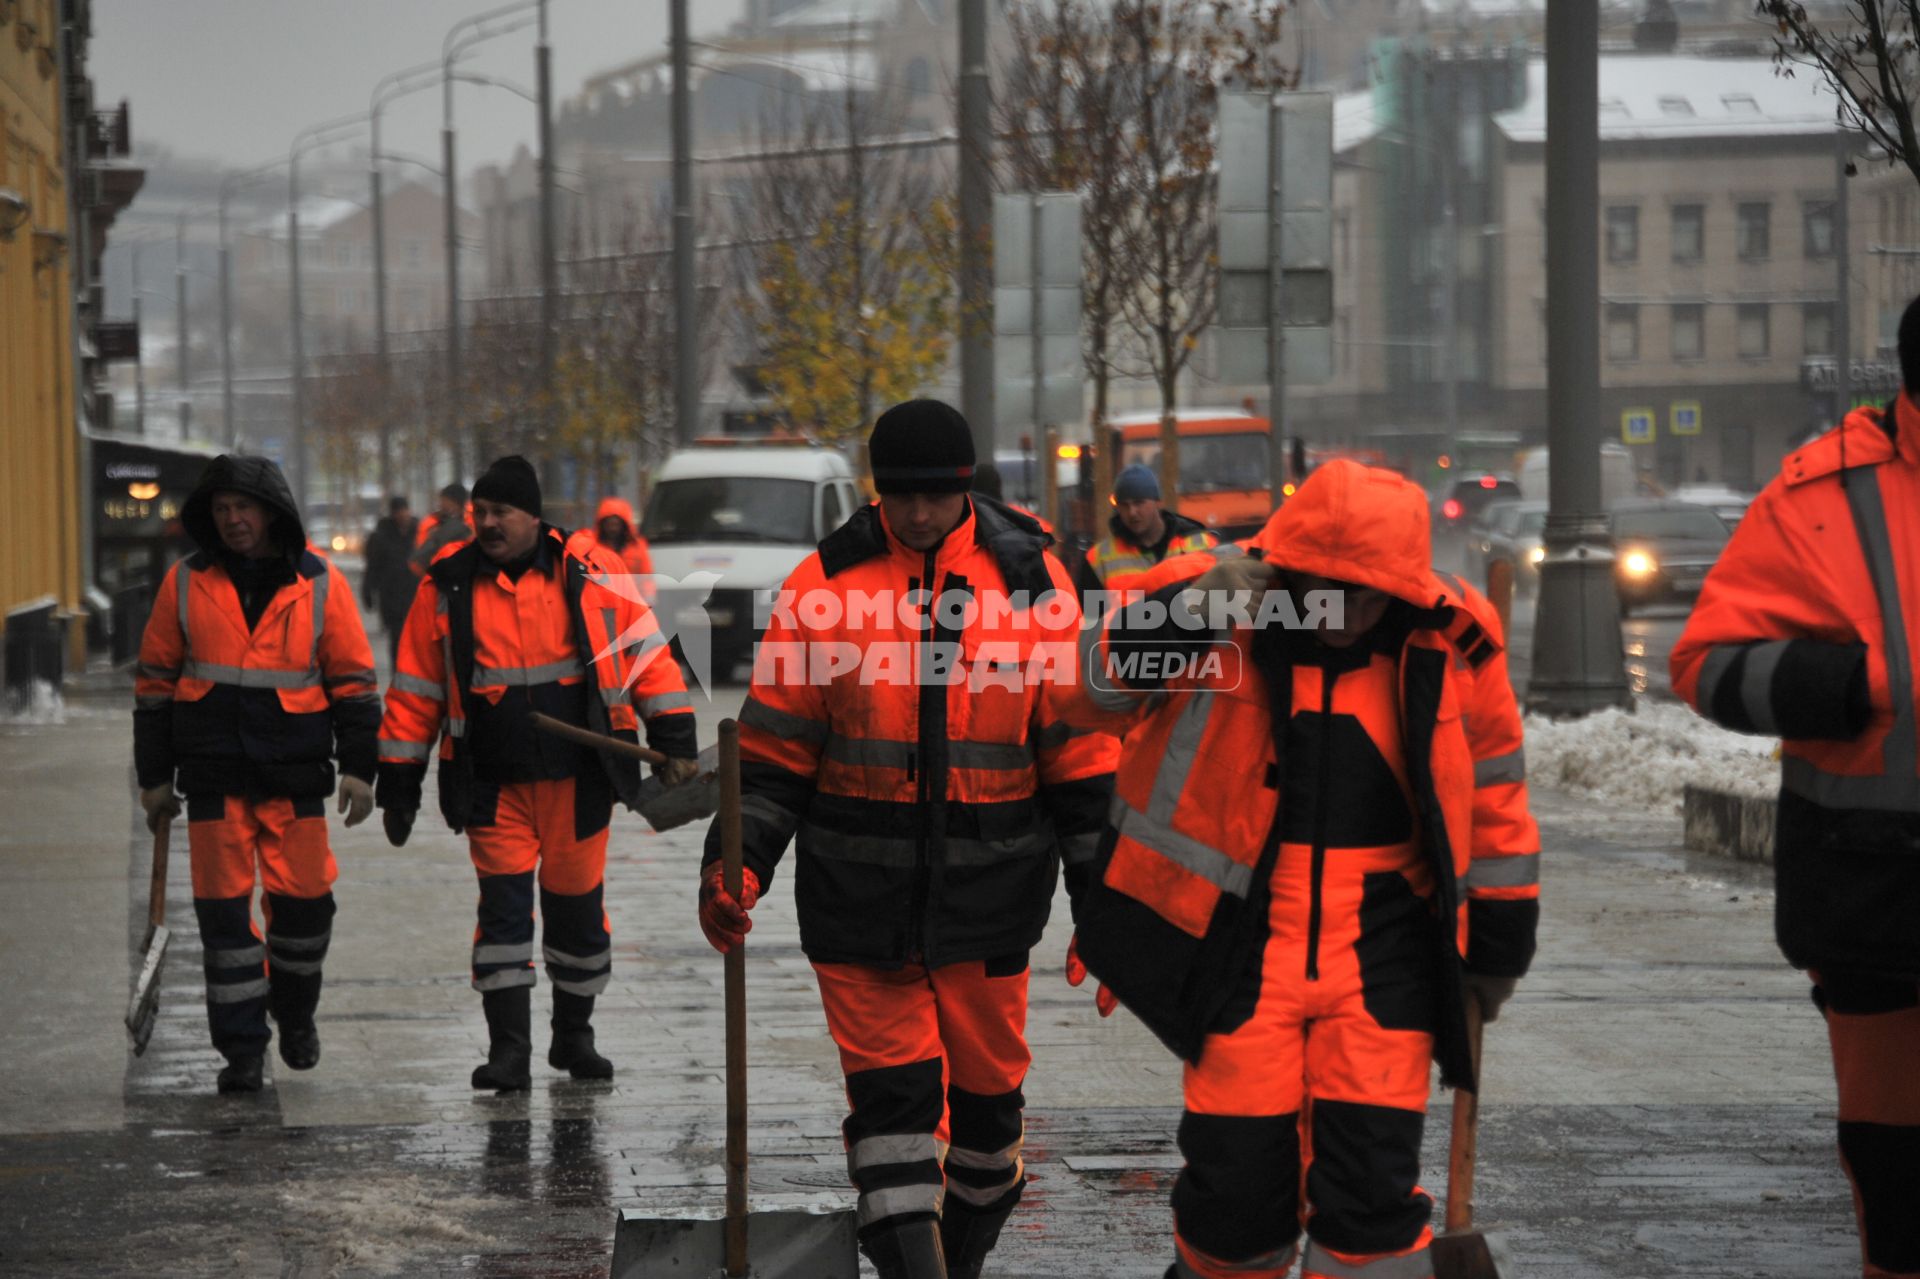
[1066,460,1541,1279]
[133,455,382,1095]
[694,400,1117,1279]
[376,455,700,1091]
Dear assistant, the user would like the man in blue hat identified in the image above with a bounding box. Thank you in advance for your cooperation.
[1073,462,1217,600]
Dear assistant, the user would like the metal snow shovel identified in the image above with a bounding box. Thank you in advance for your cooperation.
[125,816,173,1055]
[529,712,720,831]
[1431,995,1505,1279]
[608,719,859,1278]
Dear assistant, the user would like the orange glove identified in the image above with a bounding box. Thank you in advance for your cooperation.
[698,862,762,954]
[1065,933,1118,1018]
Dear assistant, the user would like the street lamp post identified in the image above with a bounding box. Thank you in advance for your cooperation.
[371,59,443,497]
[290,112,370,510]
[175,213,191,434]
[442,1,540,478]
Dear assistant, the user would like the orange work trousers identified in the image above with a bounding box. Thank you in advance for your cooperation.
[814,956,1032,1241]
[1816,972,1920,1279]
[465,777,611,996]
[1173,849,1438,1279]
[185,793,337,1059]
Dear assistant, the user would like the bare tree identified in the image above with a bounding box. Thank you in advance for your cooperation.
[737,78,957,439]
[998,0,1139,500]
[1763,2,1920,186]
[1110,0,1291,501]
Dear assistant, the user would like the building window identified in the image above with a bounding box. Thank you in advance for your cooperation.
[1804,303,1835,357]
[1671,204,1704,263]
[1672,303,1706,360]
[1737,303,1770,358]
[1607,304,1640,361]
[1606,206,1640,264]
[1736,202,1770,260]
[1804,200,1836,258]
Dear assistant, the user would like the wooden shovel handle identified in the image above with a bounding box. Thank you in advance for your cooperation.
[148,820,171,931]
[720,719,749,1276]
[1445,993,1485,1235]
[528,712,669,766]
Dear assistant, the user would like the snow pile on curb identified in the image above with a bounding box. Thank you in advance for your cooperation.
[1523,700,1777,812]
[1,680,65,726]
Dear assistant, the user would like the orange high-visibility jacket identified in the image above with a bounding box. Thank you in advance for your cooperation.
[376,525,695,831]
[1067,461,1539,1084]
[134,456,380,800]
[1075,511,1217,598]
[1673,396,1920,978]
[705,494,1118,968]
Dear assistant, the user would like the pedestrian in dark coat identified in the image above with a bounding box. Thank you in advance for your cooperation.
[361,496,418,666]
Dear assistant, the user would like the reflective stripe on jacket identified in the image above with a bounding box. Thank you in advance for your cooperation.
[1080,512,1217,593]
[708,494,1118,968]
[134,549,380,797]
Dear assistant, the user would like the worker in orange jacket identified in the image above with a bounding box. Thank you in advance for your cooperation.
[134,455,381,1094]
[410,482,470,575]
[695,401,1118,1279]
[573,495,655,604]
[1068,460,1540,1279]
[1073,463,1217,601]
[376,456,700,1091]
[1673,295,1920,1279]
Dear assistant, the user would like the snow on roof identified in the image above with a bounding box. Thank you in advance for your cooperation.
[708,44,881,94]
[1495,54,1837,143]
[244,195,364,240]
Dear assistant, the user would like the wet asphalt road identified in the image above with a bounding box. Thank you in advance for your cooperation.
[0,593,1860,1278]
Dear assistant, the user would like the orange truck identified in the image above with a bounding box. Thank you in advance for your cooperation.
[1113,409,1284,540]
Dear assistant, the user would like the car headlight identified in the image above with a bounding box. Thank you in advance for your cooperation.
[330,534,348,552]
[1526,545,1546,565]
[1621,549,1657,578]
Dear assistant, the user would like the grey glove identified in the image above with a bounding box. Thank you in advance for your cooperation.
[336,775,374,828]
[1463,972,1519,1022]
[140,784,181,834]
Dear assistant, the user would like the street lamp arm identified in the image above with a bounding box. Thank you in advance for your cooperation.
[452,70,537,104]
[373,58,444,114]
[376,151,445,181]
[444,4,537,66]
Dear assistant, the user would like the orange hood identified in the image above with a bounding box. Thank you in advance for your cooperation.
[595,497,637,533]
[1250,459,1447,609]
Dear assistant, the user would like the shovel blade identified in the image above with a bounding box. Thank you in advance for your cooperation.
[125,924,171,1056]
[1431,1230,1503,1279]
[610,1209,859,1279]
[637,744,722,833]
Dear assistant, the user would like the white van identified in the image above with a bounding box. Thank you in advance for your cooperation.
[1516,444,1641,507]
[640,443,862,674]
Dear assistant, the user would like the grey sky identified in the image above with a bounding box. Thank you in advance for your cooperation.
[91,0,746,174]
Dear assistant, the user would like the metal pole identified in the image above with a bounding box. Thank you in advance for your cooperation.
[1528,0,1629,714]
[1267,96,1289,505]
[1030,195,1044,475]
[289,158,308,507]
[372,120,392,495]
[219,194,235,448]
[133,289,145,434]
[1441,154,1459,444]
[1835,128,1852,424]
[443,104,464,474]
[958,0,994,460]
[175,214,190,433]
[671,0,699,444]
[537,0,560,476]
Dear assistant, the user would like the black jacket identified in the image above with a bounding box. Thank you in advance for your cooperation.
[362,516,420,626]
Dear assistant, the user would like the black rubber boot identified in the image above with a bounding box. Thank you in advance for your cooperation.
[941,1199,1017,1279]
[861,1219,949,1279]
[470,986,532,1091]
[275,1018,320,1071]
[216,1054,265,1094]
[547,990,613,1080]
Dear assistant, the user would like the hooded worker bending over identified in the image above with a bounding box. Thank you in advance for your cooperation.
[695,400,1117,1279]
[1069,460,1540,1279]
[376,456,699,1091]
[134,455,381,1094]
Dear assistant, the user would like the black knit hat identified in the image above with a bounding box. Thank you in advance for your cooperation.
[869,399,976,495]
[471,455,541,517]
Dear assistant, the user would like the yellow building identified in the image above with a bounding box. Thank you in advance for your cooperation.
[0,0,82,675]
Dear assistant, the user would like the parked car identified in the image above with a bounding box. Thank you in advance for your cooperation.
[1434,473,1522,534]
[1483,500,1549,593]
[1671,483,1757,527]
[1468,497,1525,577]
[1608,499,1732,614]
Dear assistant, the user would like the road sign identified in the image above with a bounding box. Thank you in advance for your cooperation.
[1622,408,1656,445]
[1670,401,1701,437]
